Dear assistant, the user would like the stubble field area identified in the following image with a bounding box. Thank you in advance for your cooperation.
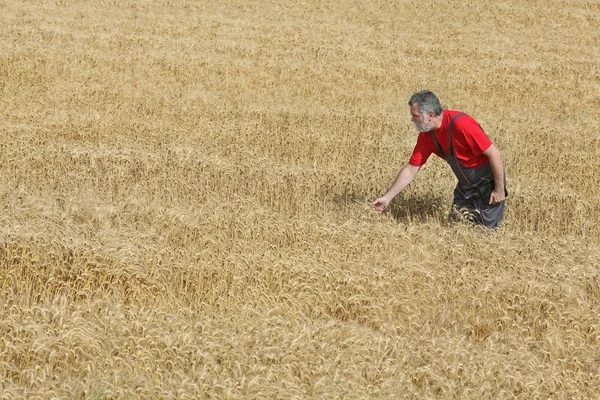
[1,0,600,398]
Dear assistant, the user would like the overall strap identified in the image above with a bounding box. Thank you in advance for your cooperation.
[448,112,466,156]
[429,112,466,158]
[429,131,445,157]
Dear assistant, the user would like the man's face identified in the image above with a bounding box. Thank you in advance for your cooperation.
[410,103,433,132]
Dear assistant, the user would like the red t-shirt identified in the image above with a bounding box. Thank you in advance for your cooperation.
[408,110,493,168]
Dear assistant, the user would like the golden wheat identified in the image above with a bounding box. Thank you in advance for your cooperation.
[1,0,600,398]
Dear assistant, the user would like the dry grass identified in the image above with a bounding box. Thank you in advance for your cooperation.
[1,0,600,398]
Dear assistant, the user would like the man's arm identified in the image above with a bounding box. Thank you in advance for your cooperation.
[482,144,505,205]
[371,163,420,213]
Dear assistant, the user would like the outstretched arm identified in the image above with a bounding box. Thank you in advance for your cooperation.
[482,144,505,204]
[371,163,420,213]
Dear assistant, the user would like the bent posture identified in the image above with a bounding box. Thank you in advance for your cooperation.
[372,90,507,228]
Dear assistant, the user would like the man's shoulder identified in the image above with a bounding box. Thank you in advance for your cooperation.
[414,131,437,152]
[446,109,472,121]
[447,110,480,129]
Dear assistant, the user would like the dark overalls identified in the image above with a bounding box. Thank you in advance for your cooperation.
[430,113,506,228]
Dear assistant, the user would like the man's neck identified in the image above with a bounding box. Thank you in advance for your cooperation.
[431,111,444,130]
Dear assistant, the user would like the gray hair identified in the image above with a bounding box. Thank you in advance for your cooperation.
[408,90,443,116]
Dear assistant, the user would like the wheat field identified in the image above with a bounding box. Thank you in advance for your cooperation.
[1,0,600,398]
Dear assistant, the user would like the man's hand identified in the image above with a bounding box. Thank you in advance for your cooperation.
[371,197,391,213]
[370,164,420,214]
[489,189,505,205]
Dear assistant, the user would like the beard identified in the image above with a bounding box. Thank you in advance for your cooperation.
[413,117,433,132]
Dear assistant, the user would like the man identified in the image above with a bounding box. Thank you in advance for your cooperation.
[371,90,507,228]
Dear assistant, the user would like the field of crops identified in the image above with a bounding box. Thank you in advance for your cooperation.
[1,0,600,398]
